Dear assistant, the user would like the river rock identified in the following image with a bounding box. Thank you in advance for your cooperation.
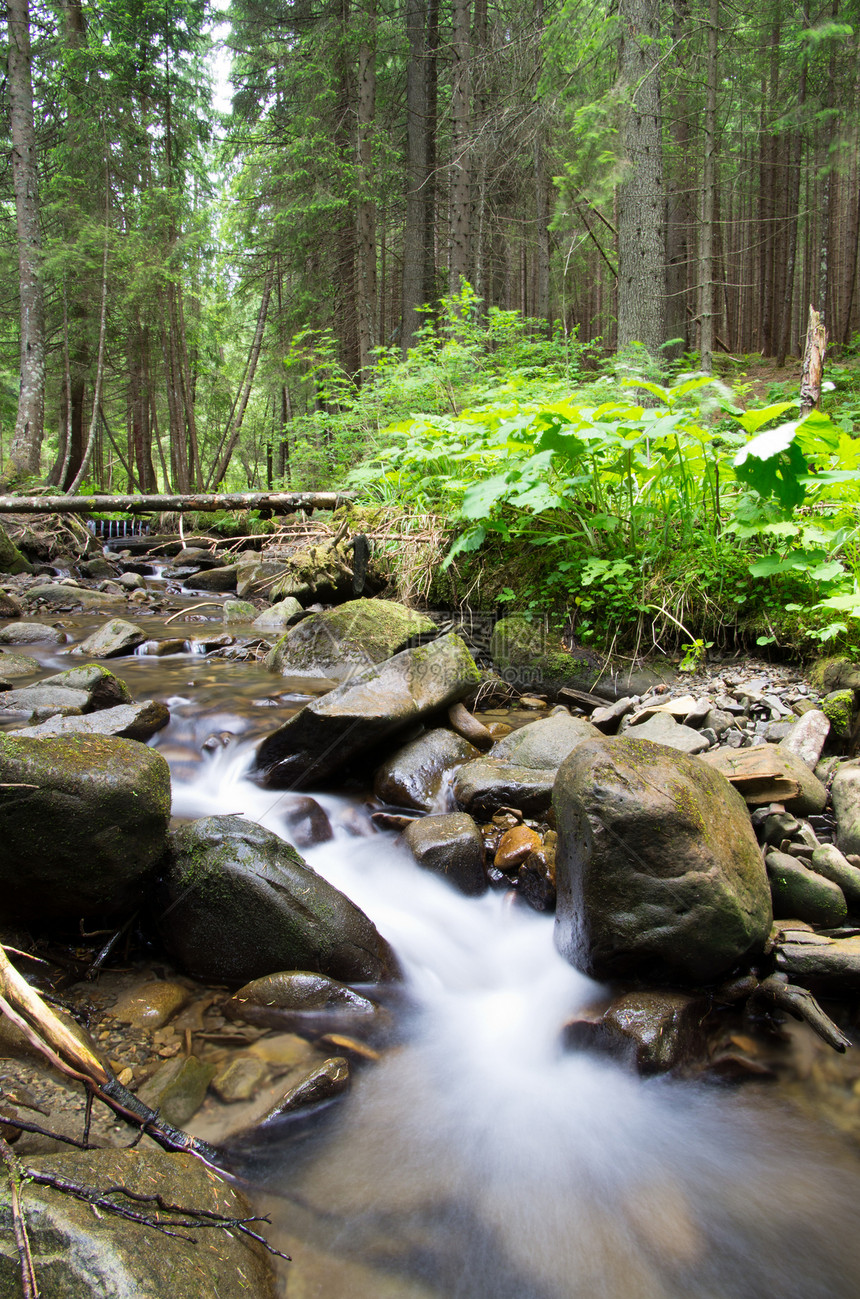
[810,843,860,910]
[494,824,541,871]
[252,596,304,631]
[137,1055,216,1125]
[261,1056,350,1121]
[211,1053,270,1102]
[766,849,848,926]
[0,524,31,575]
[156,815,399,984]
[111,981,192,1029]
[773,930,860,991]
[563,990,708,1074]
[0,733,171,925]
[0,651,38,685]
[70,617,147,658]
[223,598,257,623]
[78,555,117,580]
[27,582,123,608]
[624,711,711,754]
[226,970,384,1036]
[452,712,599,817]
[256,633,480,786]
[0,620,66,646]
[281,795,334,847]
[187,564,238,591]
[265,598,436,678]
[0,1147,277,1299]
[42,663,132,708]
[701,744,828,815]
[553,736,773,983]
[11,699,170,742]
[777,708,831,768]
[830,761,860,856]
[374,728,480,811]
[402,811,487,895]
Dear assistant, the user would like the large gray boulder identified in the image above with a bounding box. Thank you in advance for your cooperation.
[0,1148,276,1299]
[0,733,171,925]
[0,621,66,646]
[69,617,146,658]
[553,736,772,984]
[402,812,487,895]
[453,712,599,817]
[265,598,436,678]
[155,815,399,985]
[0,664,132,720]
[256,633,481,786]
[12,699,169,742]
[374,728,480,811]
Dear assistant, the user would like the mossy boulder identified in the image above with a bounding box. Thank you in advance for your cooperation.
[490,615,668,700]
[821,689,855,738]
[0,1147,276,1299]
[256,632,481,786]
[453,712,600,817]
[553,736,773,984]
[0,523,32,575]
[0,733,171,926]
[155,815,399,985]
[265,598,436,678]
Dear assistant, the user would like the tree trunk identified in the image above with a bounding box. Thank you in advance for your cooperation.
[402,0,428,351]
[449,0,472,293]
[616,0,667,356]
[356,0,377,372]
[208,264,274,489]
[699,0,718,373]
[6,0,45,483]
[777,0,809,366]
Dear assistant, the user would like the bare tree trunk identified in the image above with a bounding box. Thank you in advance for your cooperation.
[356,0,377,372]
[777,0,809,366]
[699,0,718,373]
[616,0,667,356]
[6,0,45,483]
[449,0,472,294]
[800,304,827,416]
[208,264,274,489]
[402,0,428,352]
[68,186,110,495]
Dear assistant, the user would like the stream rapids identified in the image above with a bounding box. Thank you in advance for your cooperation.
[9,605,860,1298]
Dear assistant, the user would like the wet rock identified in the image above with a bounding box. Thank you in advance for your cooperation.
[402,811,487,895]
[78,556,117,580]
[281,795,334,847]
[43,664,132,709]
[0,591,23,618]
[0,733,171,926]
[0,650,38,685]
[246,1032,317,1068]
[759,810,801,846]
[256,633,480,786]
[212,1054,269,1102]
[187,564,238,592]
[69,617,146,658]
[27,582,123,608]
[452,713,599,817]
[590,696,636,733]
[554,737,772,984]
[374,728,480,811]
[702,709,737,736]
[156,815,399,985]
[830,761,860,856]
[226,970,385,1036]
[766,850,848,927]
[111,981,192,1030]
[223,598,257,623]
[139,637,188,656]
[517,851,556,911]
[12,699,170,742]
[563,991,708,1074]
[0,1147,276,1298]
[810,843,860,910]
[777,708,830,767]
[118,570,146,590]
[774,930,860,990]
[624,711,711,753]
[260,1056,350,1122]
[494,824,541,871]
[0,683,84,718]
[265,598,436,678]
[137,1054,217,1126]
[702,744,828,815]
[0,618,64,644]
[252,597,304,631]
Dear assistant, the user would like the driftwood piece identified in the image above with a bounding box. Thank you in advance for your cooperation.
[800,304,827,418]
[699,746,801,805]
[556,686,608,713]
[0,491,354,515]
[749,974,851,1052]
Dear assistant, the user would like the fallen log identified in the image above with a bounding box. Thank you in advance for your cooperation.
[0,491,354,515]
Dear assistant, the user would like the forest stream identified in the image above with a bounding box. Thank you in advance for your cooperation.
[6,594,860,1299]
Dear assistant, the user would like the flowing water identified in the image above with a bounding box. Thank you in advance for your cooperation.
[8,602,860,1297]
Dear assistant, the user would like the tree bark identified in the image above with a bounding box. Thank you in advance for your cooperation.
[402,0,429,352]
[699,0,718,373]
[207,264,274,489]
[356,0,377,372]
[0,491,354,514]
[6,0,46,483]
[449,0,472,293]
[616,0,667,356]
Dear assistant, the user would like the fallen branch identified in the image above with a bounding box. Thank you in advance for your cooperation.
[0,1137,38,1298]
[749,973,851,1052]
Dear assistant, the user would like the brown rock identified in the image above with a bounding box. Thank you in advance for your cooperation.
[494,825,542,871]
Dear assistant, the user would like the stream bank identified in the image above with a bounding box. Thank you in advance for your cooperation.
[2,523,860,1296]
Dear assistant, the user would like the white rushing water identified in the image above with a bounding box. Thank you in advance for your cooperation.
[171,741,860,1299]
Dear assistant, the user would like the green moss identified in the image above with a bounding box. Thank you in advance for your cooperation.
[822,689,855,737]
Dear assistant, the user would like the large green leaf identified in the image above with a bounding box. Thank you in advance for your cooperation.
[735,402,798,434]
